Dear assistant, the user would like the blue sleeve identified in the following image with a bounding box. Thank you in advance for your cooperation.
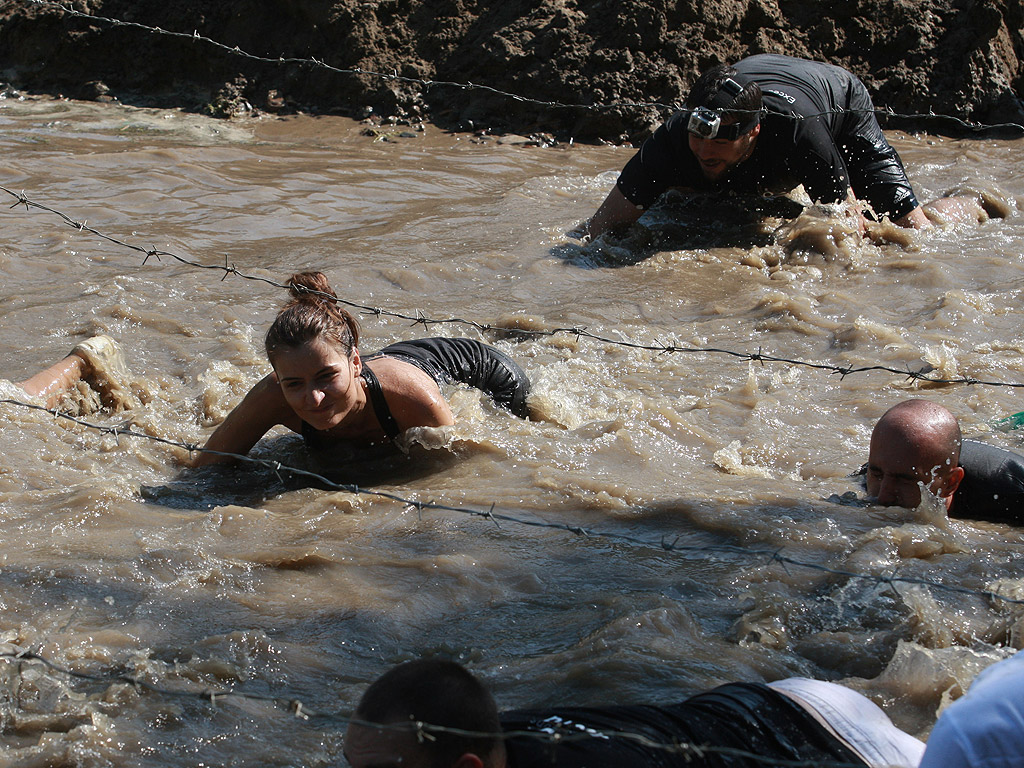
[918,717,973,768]
[919,651,1024,768]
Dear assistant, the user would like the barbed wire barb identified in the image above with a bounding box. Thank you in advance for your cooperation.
[881,570,908,602]
[772,548,795,578]
[10,190,30,210]
[414,721,437,744]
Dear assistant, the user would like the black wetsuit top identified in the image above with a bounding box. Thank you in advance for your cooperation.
[301,337,530,447]
[951,440,1024,524]
[502,682,867,768]
[617,54,919,220]
[855,439,1024,525]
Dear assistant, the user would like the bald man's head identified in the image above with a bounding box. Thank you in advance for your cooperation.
[866,400,964,509]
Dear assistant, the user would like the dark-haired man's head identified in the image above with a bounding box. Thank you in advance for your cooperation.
[344,659,506,768]
[685,64,763,117]
[867,399,964,509]
[684,64,763,181]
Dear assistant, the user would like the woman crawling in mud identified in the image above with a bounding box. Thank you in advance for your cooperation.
[194,271,531,465]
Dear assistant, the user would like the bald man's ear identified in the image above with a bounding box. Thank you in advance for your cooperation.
[943,466,965,500]
[453,753,485,768]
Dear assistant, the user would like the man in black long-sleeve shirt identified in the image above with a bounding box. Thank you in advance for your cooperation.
[343,659,923,768]
[585,54,934,239]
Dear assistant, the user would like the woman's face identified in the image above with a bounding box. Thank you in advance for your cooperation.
[272,338,361,431]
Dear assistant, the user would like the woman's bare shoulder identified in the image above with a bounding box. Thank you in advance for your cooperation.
[365,357,452,428]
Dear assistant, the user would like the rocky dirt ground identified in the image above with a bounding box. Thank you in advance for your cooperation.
[1,0,1022,142]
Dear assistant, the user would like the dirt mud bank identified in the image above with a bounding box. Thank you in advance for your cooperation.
[1,0,1022,142]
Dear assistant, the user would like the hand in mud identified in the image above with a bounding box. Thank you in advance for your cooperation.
[567,221,590,240]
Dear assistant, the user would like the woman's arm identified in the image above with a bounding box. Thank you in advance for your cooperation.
[194,374,296,466]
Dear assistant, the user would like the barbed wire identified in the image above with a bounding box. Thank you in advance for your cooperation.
[4,184,1023,390]
[20,0,678,114]
[16,0,1024,137]
[3,395,1023,610]
[353,718,871,768]
[2,11,1015,752]
[0,646,871,768]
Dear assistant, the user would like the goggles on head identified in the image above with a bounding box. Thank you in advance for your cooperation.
[686,107,760,140]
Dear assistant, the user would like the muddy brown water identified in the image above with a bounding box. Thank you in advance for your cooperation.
[2,95,1024,766]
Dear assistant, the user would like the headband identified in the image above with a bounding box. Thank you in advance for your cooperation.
[686,77,761,140]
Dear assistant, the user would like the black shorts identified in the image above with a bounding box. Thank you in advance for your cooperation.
[372,337,531,418]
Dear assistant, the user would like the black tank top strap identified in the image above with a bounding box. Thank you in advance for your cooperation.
[361,365,401,440]
[300,418,331,450]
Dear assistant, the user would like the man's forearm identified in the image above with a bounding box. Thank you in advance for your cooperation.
[585,185,643,239]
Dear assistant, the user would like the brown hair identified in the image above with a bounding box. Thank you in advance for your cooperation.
[264,271,360,360]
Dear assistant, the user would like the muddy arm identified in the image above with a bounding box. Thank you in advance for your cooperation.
[194,374,295,466]
[583,185,643,239]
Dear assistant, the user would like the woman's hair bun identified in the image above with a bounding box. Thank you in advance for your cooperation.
[287,271,336,302]
[266,270,360,356]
